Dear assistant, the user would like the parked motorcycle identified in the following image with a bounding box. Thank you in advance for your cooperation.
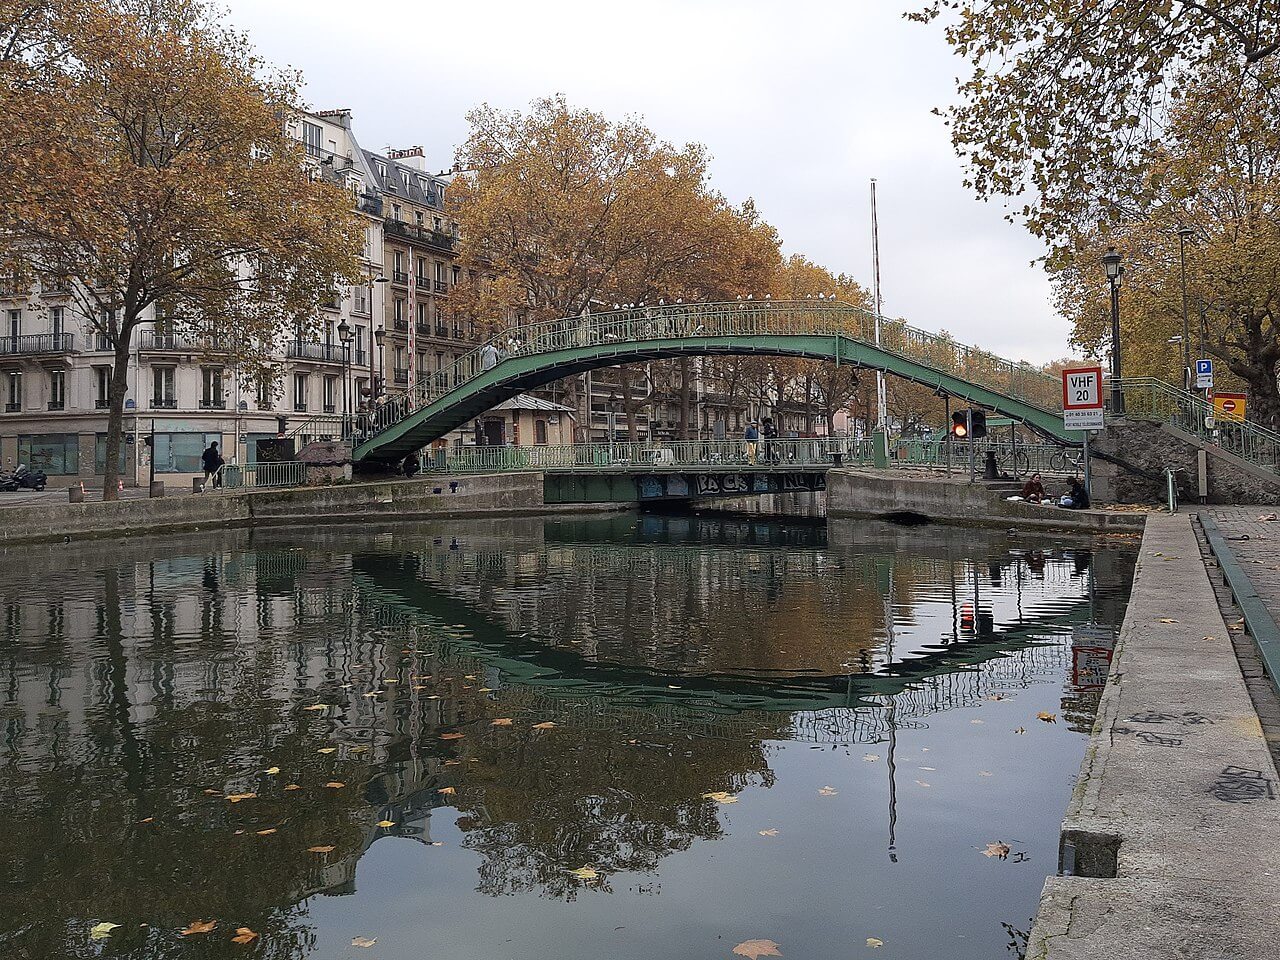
[0,464,47,492]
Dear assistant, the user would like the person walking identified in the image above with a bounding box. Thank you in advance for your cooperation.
[744,421,760,464]
[481,341,499,371]
[200,441,224,492]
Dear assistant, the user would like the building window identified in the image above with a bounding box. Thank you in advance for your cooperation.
[152,432,220,473]
[535,419,548,445]
[394,298,405,325]
[94,366,110,409]
[200,367,224,409]
[392,203,401,222]
[301,120,322,158]
[415,211,424,226]
[152,367,175,408]
[50,306,64,338]
[322,375,336,413]
[434,261,446,284]
[353,284,369,317]
[48,370,65,410]
[94,434,127,475]
[416,302,427,327]
[7,309,19,340]
[293,372,308,412]
[256,376,273,409]
[6,370,21,411]
[18,434,79,475]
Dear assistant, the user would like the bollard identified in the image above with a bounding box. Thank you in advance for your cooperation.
[68,484,84,503]
[149,481,165,498]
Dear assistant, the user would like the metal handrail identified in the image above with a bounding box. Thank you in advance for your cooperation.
[353,300,1064,447]
[221,460,307,490]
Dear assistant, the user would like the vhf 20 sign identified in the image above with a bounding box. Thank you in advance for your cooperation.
[1061,366,1105,431]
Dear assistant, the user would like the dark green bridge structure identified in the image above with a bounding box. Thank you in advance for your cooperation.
[350,300,1075,464]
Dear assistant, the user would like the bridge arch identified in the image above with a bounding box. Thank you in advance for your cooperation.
[351,301,1071,463]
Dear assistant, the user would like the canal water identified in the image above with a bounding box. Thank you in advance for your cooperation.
[0,515,1137,960]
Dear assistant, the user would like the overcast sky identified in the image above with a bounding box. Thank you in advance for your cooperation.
[224,0,1068,364]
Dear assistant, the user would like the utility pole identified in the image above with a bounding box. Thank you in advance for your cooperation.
[870,179,887,430]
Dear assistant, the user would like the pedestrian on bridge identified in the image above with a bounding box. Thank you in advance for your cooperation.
[481,342,499,371]
[744,421,760,464]
[762,417,779,463]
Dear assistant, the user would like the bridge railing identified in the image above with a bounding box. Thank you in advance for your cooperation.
[1115,377,1280,474]
[352,300,1064,446]
[891,438,1082,476]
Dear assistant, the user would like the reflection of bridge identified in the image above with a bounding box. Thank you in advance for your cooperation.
[351,300,1074,463]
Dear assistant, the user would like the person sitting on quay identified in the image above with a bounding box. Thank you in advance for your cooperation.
[1059,476,1090,510]
[1020,472,1047,503]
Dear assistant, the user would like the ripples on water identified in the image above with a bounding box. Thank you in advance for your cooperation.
[0,514,1136,960]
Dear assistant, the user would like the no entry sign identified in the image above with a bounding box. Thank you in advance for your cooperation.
[1212,392,1247,422]
[1061,366,1105,431]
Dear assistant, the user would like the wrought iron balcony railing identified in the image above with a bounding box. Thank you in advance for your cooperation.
[286,340,345,362]
[0,333,75,355]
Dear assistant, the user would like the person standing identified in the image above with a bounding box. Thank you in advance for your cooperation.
[744,421,760,464]
[762,417,778,463]
[200,441,223,492]
[481,341,499,371]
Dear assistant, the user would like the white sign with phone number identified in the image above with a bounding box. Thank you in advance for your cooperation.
[1061,366,1105,431]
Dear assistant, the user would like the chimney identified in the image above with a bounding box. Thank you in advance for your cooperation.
[387,146,428,172]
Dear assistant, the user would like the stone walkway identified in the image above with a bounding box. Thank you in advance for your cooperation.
[1028,514,1280,960]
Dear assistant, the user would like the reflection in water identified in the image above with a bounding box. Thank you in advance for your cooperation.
[0,516,1135,960]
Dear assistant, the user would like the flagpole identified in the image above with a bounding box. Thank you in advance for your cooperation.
[871,179,887,431]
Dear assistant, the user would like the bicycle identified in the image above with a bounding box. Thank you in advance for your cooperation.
[1049,447,1085,474]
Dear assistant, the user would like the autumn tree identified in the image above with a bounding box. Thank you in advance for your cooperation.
[446,95,781,438]
[2,0,364,497]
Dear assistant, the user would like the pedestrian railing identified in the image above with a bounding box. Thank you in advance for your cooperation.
[891,438,1081,477]
[350,300,1064,448]
[221,460,307,490]
[1115,378,1280,475]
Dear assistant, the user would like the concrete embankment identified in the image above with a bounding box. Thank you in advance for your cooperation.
[0,473,625,545]
[738,469,1147,533]
[1027,514,1280,959]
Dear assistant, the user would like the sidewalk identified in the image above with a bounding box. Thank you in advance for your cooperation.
[1028,514,1280,959]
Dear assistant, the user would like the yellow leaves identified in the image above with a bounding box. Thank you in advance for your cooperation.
[440,732,464,741]
[352,936,378,948]
[818,786,838,797]
[317,747,337,755]
[180,919,217,936]
[284,784,301,791]
[90,922,120,941]
[702,791,738,804]
[264,767,280,776]
[490,718,514,727]
[1157,618,1180,624]
[303,704,327,712]
[733,939,782,959]
[982,841,1011,859]
[568,866,599,881]
[866,937,885,948]
[1037,712,1058,723]
[226,793,256,803]
[307,845,336,854]
[438,786,456,795]
[255,828,277,836]
[231,927,259,945]
[376,820,396,828]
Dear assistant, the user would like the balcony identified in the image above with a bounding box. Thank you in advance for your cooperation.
[393,366,408,385]
[294,402,307,413]
[416,274,428,288]
[392,270,409,286]
[95,398,110,409]
[140,332,225,353]
[393,318,408,332]
[416,322,431,336]
[4,402,19,412]
[48,400,64,411]
[434,280,448,294]
[323,403,336,414]
[383,218,458,253]
[93,335,114,351]
[198,399,227,410]
[152,397,177,409]
[434,325,448,338]
[285,340,345,363]
[0,333,75,356]
[358,193,383,217]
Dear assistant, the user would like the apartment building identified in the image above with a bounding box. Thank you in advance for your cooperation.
[0,108,387,487]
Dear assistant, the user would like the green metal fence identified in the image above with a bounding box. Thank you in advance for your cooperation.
[221,461,307,490]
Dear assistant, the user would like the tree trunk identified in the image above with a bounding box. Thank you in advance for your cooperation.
[1238,362,1280,428]
[102,331,134,502]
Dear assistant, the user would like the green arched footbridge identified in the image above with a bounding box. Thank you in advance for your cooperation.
[351,300,1072,463]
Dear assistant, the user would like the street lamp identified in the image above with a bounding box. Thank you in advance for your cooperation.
[1177,225,1195,391]
[1102,246,1124,414]
[337,318,353,421]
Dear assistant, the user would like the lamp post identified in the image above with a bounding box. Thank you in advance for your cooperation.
[1102,246,1125,414]
[337,318,352,423]
[1177,226,1194,391]
[373,325,386,401]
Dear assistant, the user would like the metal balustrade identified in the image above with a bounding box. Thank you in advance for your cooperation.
[0,333,75,355]
[220,460,307,490]
[1115,377,1280,475]
[351,300,1066,456]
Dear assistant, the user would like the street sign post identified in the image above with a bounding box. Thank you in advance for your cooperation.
[1061,366,1105,431]
[1195,359,1214,390]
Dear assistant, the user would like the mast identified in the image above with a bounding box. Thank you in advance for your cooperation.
[871,179,887,431]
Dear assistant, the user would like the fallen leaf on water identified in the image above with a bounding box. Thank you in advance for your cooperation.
[533,721,557,730]
[862,754,879,762]
[226,793,256,803]
[982,841,1011,859]
[568,866,599,881]
[490,718,514,727]
[438,786,456,795]
[138,817,154,824]
[317,747,337,755]
[351,936,377,948]
[866,937,884,948]
[303,705,327,712]
[478,686,493,692]
[919,766,936,771]
[440,733,464,741]
[180,919,217,936]
[264,767,280,776]
[323,782,345,789]
[970,719,984,725]
[915,780,931,788]
[231,927,259,945]
[1037,712,1057,723]
[702,791,739,804]
[818,786,839,797]
[376,820,396,828]
[1157,618,1179,624]
[256,828,277,836]
[987,694,1006,701]
[758,829,779,837]
[444,760,461,766]
[307,845,335,854]
[732,939,782,959]
[90,922,120,941]
[284,784,301,791]
[202,789,220,795]
[979,771,993,777]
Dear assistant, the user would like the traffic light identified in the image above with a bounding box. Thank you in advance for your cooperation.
[969,409,988,439]
[951,411,968,438]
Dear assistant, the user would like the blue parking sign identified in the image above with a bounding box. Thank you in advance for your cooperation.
[1195,359,1213,389]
